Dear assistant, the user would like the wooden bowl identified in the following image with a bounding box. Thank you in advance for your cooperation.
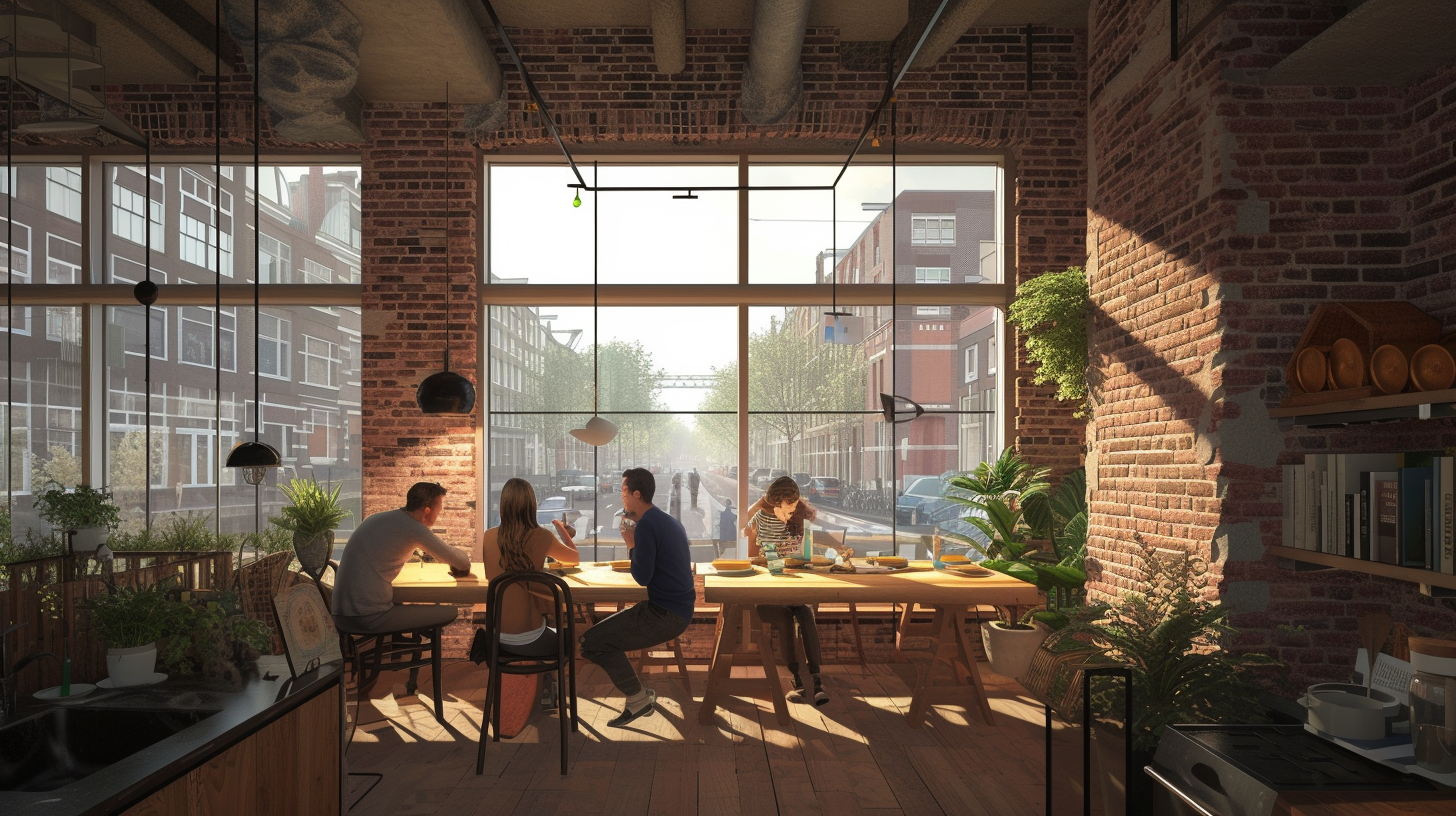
[1327,338,1365,389]
[1294,347,1328,393]
[1410,344,1456,391]
[1369,344,1409,394]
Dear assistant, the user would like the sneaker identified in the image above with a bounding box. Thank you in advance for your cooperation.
[813,686,829,707]
[786,674,806,702]
[607,689,657,728]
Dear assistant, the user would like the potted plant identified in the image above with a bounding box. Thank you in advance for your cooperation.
[1007,265,1090,416]
[1068,540,1280,816]
[941,449,1088,679]
[269,478,350,579]
[85,579,182,687]
[34,483,121,552]
[160,589,272,688]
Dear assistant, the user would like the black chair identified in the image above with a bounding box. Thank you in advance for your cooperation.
[475,571,578,776]
[303,558,453,727]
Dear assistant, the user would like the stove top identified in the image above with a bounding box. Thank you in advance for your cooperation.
[1179,725,1414,789]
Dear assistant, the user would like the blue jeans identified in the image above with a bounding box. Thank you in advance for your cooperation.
[579,601,688,696]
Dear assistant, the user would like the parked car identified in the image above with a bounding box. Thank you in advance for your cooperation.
[805,476,843,505]
[748,468,770,488]
[535,495,582,527]
[765,468,789,486]
[599,471,620,493]
[792,472,810,487]
[895,476,950,526]
[728,466,738,480]
[561,475,597,501]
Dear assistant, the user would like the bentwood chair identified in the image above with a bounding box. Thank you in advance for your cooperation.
[305,557,452,726]
[475,571,578,776]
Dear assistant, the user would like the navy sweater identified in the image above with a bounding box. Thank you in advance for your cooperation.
[629,506,696,621]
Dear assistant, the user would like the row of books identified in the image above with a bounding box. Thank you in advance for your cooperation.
[1282,452,1455,574]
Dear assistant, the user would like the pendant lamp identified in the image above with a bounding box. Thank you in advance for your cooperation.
[225,0,279,484]
[416,87,476,415]
[568,163,616,447]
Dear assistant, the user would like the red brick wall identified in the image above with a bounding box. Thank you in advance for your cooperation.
[1088,0,1456,691]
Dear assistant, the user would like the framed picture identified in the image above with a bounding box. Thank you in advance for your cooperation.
[272,583,343,677]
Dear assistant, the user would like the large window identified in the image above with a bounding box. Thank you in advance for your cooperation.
[0,162,364,545]
[485,159,1006,561]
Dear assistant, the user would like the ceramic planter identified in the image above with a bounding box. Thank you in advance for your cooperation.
[71,526,108,552]
[293,530,335,579]
[980,619,1050,681]
[106,642,158,687]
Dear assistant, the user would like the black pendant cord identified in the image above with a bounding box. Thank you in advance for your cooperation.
[444,84,451,372]
[5,9,13,520]
[831,185,837,307]
[251,0,262,456]
[213,0,222,533]
[890,96,897,520]
[592,161,598,416]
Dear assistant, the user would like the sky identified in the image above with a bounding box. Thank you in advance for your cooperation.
[487,161,1000,416]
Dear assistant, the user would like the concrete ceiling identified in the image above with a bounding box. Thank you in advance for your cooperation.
[1260,0,1456,86]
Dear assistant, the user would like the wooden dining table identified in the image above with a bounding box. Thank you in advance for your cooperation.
[391,561,649,605]
[698,565,1039,729]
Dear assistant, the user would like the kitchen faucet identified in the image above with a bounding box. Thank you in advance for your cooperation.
[1,621,56,722]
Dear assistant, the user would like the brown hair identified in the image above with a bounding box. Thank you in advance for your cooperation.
[762,476,816,536]
[496,478,540,572]
[405,481,448,511]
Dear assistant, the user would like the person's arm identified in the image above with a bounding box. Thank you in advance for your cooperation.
[415,526,472,573]
[547,519,580,564]
[630,514,657,585]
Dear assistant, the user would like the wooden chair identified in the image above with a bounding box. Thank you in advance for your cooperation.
[476,572,579,776]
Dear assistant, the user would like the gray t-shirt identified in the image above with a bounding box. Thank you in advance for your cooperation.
[332,508,471,617]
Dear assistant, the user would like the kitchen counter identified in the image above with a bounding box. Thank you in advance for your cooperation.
[1,661,343,816]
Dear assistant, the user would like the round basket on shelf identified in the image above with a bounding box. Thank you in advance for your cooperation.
[1410,344,1455,392]
[1295,346,1328,393]
[1327,337,1365,389]
[1369,344,1410,394]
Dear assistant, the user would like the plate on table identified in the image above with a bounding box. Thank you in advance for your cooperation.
[36,683,97,703]
[946,564,994,578]
[97,672,167,689]
[714,567,760,577]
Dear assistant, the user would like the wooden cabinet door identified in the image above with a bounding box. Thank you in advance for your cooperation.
[255,686,342,815]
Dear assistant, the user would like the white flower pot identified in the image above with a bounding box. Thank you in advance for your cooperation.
[71,526,108,552]
[106,642,158,687]
[980,620,1051,682]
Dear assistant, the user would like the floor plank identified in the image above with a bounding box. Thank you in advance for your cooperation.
[347,659,1056,816]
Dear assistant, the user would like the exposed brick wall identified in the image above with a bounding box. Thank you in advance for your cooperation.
[1088,0,1456,692]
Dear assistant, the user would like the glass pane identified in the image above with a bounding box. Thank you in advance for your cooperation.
[4,305,84,546]
[104,163,362,286]
[488,163,738,285]
[747,305,887,414]
[103,304,361,539]
[747,163,1001,284]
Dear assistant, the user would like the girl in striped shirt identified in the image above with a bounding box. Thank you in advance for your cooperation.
[745,476,828,706]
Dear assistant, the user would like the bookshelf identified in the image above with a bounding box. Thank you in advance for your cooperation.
[1269,545,1456,598]
[1270,386,1456,426]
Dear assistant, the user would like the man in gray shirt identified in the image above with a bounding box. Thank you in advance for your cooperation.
[332,482,472,633]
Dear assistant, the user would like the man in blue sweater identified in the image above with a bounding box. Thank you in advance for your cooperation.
[581,467,695,727]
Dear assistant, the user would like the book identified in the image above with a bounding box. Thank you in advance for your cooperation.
[1344,494,1356,558]
[1398,467,1432,569]
[1334,455,1347,556]
[1426,477,1435,571]
[1283,465,1295,549]
[1307,454,1326,553]
[1372,472,1400,565]
[1342,454,1398,559]
[1292,464,1307,550]
[1443,456,1454,575]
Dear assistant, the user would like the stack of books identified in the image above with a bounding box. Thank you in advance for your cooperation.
[1283,452,1455,573]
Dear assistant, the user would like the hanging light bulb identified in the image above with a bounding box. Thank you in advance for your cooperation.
[872,135,881,148]
[572,191,581,208]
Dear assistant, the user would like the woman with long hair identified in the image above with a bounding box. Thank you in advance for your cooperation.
[480,477,581,656]
[746,476,829,706]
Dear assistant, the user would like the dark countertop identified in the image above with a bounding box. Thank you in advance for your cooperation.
[1,661,343,816]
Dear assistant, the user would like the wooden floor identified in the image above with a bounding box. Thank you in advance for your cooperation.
[342,657,1094,816]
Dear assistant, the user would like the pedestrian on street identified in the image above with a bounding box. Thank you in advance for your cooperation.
[688,468,701,508]
[717,500,736,557]
[670,472,682,518]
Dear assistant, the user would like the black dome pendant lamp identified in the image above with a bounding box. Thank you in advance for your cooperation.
[224,0,280,484]
[416,86,476,415]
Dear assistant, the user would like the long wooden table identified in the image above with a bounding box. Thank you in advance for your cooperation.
[699,566,1039,729]
[391,562,649,605]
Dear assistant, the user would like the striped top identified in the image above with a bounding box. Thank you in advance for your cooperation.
[754,509,792,549]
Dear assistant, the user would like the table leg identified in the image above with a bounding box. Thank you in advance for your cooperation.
[905,604,998,728]
[696,603,791,726]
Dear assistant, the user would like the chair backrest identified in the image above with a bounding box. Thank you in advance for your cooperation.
[482,572,576,666]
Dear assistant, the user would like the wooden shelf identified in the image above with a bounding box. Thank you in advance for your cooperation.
[1270,388,1456,426]
[1269,545,1456,596]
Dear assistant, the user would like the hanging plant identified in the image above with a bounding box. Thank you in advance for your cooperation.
[1008,266,1091,416]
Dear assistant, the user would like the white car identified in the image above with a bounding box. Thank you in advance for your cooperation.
[535,495,582,526]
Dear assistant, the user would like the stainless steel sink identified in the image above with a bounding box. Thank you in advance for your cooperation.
[0,707,220,792]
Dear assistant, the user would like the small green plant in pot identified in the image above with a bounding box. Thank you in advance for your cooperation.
[269,478,350,580]
[85,579,183,687]
[34,483,121,552]
[160,590,272,688]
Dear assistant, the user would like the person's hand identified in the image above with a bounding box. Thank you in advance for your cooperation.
[552,518,576,541]
[448,566,472,579]
[620,522,636,550]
